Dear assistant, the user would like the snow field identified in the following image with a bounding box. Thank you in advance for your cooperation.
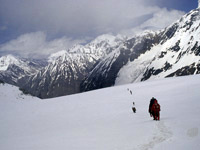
[0,75,200,150]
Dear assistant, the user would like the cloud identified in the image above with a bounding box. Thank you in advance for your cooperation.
[0,0,184,37]
[0,32,85,58]
[120,8,185,36]
[0,0,186,58]
[140,8,185,29]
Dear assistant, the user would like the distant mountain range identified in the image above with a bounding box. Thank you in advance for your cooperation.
[0,8,200,98]
[0,55,46,86]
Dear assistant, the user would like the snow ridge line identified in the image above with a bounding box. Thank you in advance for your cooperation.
[139,121,173,150]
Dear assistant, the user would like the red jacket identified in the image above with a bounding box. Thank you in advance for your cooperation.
[152,101,160,112]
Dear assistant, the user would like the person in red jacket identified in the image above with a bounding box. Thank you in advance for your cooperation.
[151,99,161,120]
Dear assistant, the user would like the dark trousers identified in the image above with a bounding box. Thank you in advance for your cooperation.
[153,111,160,120]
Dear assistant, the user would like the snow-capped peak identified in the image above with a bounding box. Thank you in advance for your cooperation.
[89,34,126,47]
[48,50,67,62]
[91,34,116,44]
[0,55,21,71]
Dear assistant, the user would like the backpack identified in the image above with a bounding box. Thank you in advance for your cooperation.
[153,103,160,112]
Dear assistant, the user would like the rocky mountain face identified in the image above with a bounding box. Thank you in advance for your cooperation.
[82,8,200,90]
[80,31,160,91]
[1,8,200,99]
[21,52,96,98]
[115,8,200,85]
[20,35,125,98]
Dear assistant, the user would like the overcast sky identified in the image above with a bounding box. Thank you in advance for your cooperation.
[0,0,198,58]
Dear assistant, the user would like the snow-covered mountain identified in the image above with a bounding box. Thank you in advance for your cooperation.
[1,8,200,98]
[116,8,200,85]
[69,34,126,58]
[81,31,160,91]
[21,34,125,98]
[82,8,200,91]
[1,74,200,150]
[22,52,96,98]
[0,55,46,85]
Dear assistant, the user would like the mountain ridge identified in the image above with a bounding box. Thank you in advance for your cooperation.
[82,8,200,89]
[0,8,200,98]
[19,34,126,98]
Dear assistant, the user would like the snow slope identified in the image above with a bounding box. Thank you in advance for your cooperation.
[116,8,200,85]
[0,75,200,150]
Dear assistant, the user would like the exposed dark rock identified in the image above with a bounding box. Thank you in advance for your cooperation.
[158,52,167,58]
[166,63,197,77]
[170,40,181,52]
[163,62,172,71]
[0,80,5,84]
[191,42,200,56]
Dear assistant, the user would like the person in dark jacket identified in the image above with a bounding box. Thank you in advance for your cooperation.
[149,97,156,117]
[151,99,161,120]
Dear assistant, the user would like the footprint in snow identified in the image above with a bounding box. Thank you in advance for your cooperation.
[139,121,173,150]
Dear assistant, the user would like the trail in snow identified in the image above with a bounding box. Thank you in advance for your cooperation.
[139,121,173,150]
[1,75,200,150]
